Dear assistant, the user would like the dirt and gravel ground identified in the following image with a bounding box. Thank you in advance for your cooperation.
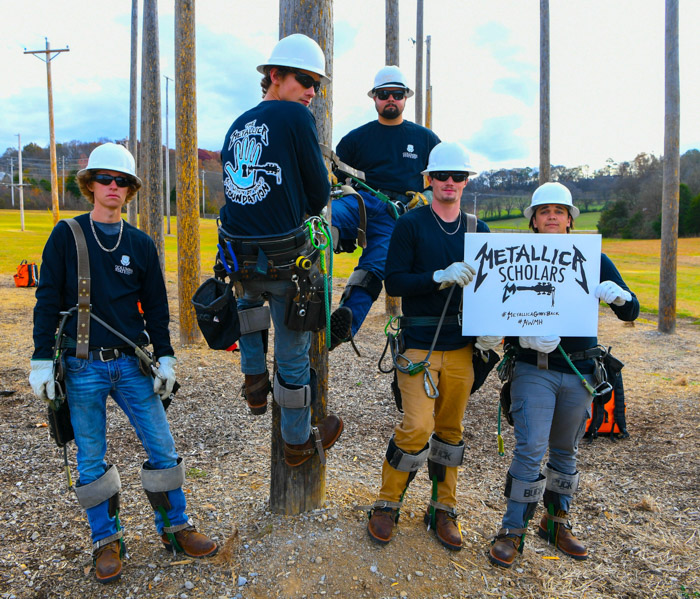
[0,277,698,599]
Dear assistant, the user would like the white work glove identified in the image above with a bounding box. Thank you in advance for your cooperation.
[519,335,561,354]
[153,356,177,400]
[433,262,476,290]
[475,335,503,352]
[595,281,632,306]
[29,359,55,402]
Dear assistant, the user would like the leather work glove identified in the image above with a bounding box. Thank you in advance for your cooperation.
[433,262,477,290]
[595,281,632,306]
[475,335,503,352]
[519,335,561,354]
[153,356,177,400]
[29,359,55,402]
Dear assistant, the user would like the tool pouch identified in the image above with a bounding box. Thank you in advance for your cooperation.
[284,264,326,332]
[47,353,74,447]
[191,277,241,350]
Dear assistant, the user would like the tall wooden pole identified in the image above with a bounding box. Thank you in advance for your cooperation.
[414,0,424,126]
[24,39,69,226]
[175,0,201,345]
[128,0,139,227]
[385,0,399,65]
[164,74,173,235]
[140,0,165,271]
[425,35,432,130]
[385,0,401,317]
[17,134,25,232]
[658,0,679,334]
[273,0,333,515]
[539,0,551,185]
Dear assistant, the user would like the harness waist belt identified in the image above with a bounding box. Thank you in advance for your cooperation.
[398,315,461,328]
[219,226,309,259]
[567,347,605,361]
[63,344,136,361]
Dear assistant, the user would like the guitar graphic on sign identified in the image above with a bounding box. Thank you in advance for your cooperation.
[502,282,556,307]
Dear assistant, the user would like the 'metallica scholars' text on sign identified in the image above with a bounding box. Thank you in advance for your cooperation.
[462,233,602,337]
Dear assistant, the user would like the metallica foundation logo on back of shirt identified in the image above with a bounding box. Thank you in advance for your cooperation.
[223,120,282,205]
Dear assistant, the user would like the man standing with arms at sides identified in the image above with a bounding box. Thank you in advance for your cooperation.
[366,142,498,551]
[29,143,217,584]
[218,34,343,467]
[329,65,440,351]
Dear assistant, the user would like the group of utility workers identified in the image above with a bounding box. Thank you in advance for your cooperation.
[28,33,639,584]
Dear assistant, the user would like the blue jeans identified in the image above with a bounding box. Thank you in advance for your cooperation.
[502,361,593,529]
[237,279,311,445]
[65,354,188,542]
[332,190,397,335]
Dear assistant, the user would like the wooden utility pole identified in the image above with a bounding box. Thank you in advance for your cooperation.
[659,0,679,334]
[164,74,173,235]
[425,35,432,130]
[539,0,551,185]
[274,0,333,515]
[385,0,401,317]
[175,0,201,345]
[24,39,69,226]
[140,0,165,271]
[414,0,424,126]
[128,0,139,227]
[17,134,25,232]
[385,0,399,65]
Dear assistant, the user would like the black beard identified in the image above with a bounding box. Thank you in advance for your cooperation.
[380,104,401,120]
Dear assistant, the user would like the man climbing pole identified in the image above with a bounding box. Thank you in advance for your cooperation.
[218,34,343,467]
[329,65,441,350]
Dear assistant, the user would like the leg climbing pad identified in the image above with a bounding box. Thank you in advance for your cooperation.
[74,464,122,510]
[427,434,465,482]
[141,458,186,514]
[341,269,383,304]
[544,463,580,495]
[386,436,429,473]
[238,305,271,336]
[273,370,313,409]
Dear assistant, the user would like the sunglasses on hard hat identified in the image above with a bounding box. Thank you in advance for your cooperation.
[375,89,405,101]
[292,70,321,92]
[93,174,131,187]
[430,172,469,183]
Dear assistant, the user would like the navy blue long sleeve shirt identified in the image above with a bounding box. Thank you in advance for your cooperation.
[385,205,490,350]
[32,214,173,360]
[220,100,330,237]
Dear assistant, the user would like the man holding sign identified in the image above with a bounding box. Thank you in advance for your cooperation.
[366,142,494,551]
[487,182,639,568]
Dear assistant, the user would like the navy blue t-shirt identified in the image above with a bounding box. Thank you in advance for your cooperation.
[219,100,330,237]
[32,213,173,360]
[335,120,440,196]
[385,205,490,350]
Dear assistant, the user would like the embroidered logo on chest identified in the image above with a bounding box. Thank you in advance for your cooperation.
[115,254,134,275]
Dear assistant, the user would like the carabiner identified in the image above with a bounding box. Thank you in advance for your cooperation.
[423,368,439,399]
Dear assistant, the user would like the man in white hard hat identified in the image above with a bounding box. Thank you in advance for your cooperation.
[29,143,218,584]
[218,34,343,467]
[328,65,441,351]
[488,181,639,569]
[366,142,496,552]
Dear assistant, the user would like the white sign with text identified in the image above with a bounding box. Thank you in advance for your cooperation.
[462,233,602,336]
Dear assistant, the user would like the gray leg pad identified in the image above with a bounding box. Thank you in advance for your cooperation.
[544,464,580,495]
[273,371,312,409]
[504,472,546,503]
[428,433,465,467]
[141,458,185,493]
[74,464,121,510]
[386,436,429,472]
[239,305,271,336]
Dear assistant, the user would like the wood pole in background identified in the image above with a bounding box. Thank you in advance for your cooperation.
[127,0,139,227]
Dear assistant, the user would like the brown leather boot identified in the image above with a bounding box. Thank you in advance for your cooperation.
[283,414,344,467]
[488,531,522,568]
[427,508,463,551]
[367,507,398,545]
[161,526,218,558]
[94,540,122,584]
[538,512,588,560]
[242,371,270,415]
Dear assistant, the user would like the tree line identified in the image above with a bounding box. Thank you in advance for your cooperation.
[3,141,700,238]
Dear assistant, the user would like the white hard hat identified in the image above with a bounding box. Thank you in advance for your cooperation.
[421,142,477,176]
[77,143,141,184]
[367,65,414,98]
[257,33,330,82]
[524,182,579,219]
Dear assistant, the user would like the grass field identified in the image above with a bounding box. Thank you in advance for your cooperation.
[3,209,699,321]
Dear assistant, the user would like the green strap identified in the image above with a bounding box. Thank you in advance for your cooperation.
[556,345,597,396]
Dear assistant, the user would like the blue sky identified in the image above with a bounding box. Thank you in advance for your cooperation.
[1,0,699,174]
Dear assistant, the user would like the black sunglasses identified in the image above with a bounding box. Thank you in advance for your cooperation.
[293,71,321,92]
[430,172,469,183]
[375,89,405,101]
[93,173,131,188]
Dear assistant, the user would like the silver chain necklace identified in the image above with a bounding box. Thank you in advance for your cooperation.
[430,205,462,235]
[89,213,123,252]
